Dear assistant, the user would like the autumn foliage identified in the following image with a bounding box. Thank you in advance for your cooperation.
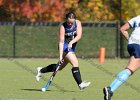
[0,0,140,22]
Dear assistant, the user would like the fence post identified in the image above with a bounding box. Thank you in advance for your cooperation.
[13,22,16,57]
[120,29,124,58]
[116,21,120,58]
[120,21,125,58]
[119,0,125,58]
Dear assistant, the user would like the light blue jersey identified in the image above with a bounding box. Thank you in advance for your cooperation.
[127,15,140,58]
[128,15,140,44]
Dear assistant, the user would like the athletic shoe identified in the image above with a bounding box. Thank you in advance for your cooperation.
[103,86,113,100]
[36,67,42,81]
[79,81,91,90]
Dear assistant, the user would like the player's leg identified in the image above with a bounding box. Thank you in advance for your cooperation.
[110,56,140,91]
[36,42,70,81]
[36,58,69,81]
[103,44,140,100]
[40,58,69,72]
[36,64,56,81]
[59,58,69,70]
[103,56,140,100]
[65,52,90,89]
[109,44,140,92]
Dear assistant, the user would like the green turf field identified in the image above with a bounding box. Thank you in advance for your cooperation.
[0,58,140,100]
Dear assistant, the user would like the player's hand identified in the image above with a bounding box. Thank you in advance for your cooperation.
[59,56,64,64]
[68,42,72,51]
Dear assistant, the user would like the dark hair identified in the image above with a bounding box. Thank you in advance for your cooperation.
[65,12,76,19]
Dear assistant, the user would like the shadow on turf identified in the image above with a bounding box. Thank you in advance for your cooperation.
[21,89,80,92]
[21,89,50,92]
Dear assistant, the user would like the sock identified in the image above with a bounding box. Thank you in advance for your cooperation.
[71,67,82,85]
[40,64,57,73]
[110,69,132,92]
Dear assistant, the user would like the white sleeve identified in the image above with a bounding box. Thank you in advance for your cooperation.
[128,17,137,28]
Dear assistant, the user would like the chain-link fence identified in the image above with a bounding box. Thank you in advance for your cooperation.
[0,21,122,58]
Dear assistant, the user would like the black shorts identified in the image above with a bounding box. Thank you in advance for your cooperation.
[127,44,140,58]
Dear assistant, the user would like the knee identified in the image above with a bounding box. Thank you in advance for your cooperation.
[72,61,79,67]
[125,68,134,75]
[71,60,79,67]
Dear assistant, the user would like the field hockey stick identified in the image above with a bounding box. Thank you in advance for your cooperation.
[41,51,69,92]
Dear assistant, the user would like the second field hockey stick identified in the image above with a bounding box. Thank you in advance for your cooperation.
[41,51,68,92]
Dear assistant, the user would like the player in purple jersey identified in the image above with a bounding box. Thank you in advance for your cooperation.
[36,11,90,90]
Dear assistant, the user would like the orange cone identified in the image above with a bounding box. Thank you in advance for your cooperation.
[99,47,105,64]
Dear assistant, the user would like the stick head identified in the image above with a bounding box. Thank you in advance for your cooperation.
[41,80,51,92]
[41,85,49,92]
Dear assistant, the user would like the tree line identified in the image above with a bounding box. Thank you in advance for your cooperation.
[0,0,139,22]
